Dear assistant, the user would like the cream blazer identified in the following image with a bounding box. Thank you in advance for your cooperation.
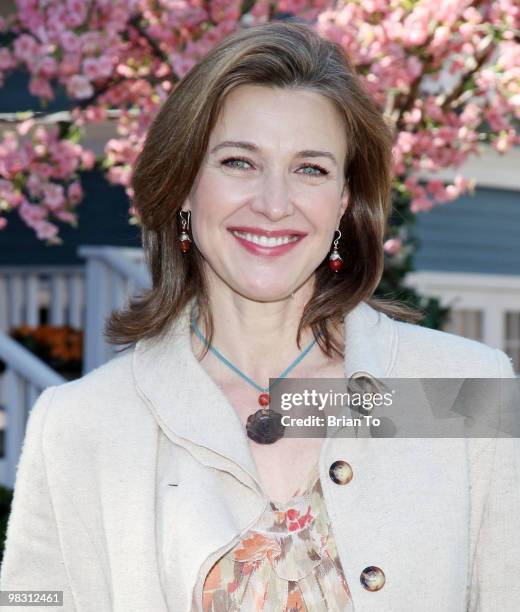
[1,299,519,611]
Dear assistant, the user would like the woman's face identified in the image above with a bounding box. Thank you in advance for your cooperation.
[184,84,349,302]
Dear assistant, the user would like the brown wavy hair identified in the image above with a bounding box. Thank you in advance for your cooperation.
[105,21,424,359]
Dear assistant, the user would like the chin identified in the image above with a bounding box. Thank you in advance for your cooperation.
[232,276,297,303]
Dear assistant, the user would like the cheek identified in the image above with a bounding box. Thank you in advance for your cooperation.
[189,178,227,242]
[299,190,343,229]
[191,173,247,228]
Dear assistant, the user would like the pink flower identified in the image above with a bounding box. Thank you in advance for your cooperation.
[43,183,65,210]
[60,31,81,53]
[79,32,102,55]
[26,174,43,197]
[410,196,434,213]
[402,107,422,125]
[493,130,519,154]
[29,78,53,99]
[80,149,96,170]
[35,220,60,242]
[16,118,35,136]
[31,162,54,179]
[426,180,445,198]
[60,55,81,76]
[460,103,481,127]
[67,74,94,99]
[19,201,46,223]
[53,209,77,224]
[0,48,16,71]
[396,132,415,154]
[65,0,87,27]
[13,34,39,62]
[444,185,460,200]
[36,56,58,79]
[384,238,402,255]
[107,165,131,186]
[67,181,83,204]
[83,56,113,81]
[431,26,451,50]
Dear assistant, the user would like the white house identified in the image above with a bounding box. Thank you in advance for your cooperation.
[406,146,520,373]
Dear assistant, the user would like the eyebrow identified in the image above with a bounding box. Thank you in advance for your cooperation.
[209,140,338,166]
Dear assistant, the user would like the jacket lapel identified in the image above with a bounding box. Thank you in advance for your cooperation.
[133,299,262,491]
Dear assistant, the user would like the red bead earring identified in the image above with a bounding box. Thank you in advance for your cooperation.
[179,210,192,253]
[328,229,344,273]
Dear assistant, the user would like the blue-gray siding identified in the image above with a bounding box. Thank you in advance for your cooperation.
[413,186,520,276]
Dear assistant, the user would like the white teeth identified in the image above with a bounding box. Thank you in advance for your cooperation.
[231,230,300,247]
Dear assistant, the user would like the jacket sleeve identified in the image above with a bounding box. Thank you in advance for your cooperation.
[473,349,520,611]
[0,386,76,610]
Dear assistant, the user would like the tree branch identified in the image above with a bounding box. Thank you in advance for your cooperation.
[0,107,139,126]
[438,37,496,112]
[127,14,172,68]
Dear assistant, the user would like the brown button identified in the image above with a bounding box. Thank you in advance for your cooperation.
[360,566,386,591]
[329,460,353,485]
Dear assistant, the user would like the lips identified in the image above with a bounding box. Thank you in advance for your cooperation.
[227,226,306,256]
[227,226,307,238]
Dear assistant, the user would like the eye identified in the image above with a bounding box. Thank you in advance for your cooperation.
[298,163,329,176]
[221,156,253,170]
[220,158,329,176]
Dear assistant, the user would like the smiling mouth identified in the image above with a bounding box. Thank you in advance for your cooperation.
[230,230,302,247]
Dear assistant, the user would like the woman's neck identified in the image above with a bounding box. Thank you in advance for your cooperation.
[190,284,340,386]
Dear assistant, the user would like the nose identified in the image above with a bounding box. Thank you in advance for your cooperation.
[249,169,295,221]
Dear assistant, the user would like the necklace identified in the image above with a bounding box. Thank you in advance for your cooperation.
[190,308,317,444]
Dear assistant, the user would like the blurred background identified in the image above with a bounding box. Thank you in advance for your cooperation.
[0,0,518,553]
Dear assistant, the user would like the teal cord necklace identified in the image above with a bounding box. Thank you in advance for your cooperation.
[190,308,317,444]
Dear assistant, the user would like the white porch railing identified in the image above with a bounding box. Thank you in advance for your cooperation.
[78,246,150,373]
[0,265,85,333]
[0,246,149,488]
[0,331,66,488]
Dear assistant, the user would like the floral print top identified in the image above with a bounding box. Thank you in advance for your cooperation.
[202,463,354,611]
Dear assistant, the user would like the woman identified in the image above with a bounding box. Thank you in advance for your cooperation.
[1,21,518,612]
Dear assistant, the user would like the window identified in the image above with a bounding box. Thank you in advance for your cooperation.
[504,311,520,374]
[443,309,483,342]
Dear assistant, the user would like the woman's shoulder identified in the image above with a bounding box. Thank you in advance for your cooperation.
[55,348,135,398]
[39,348,146,437]
[382,310,515,378]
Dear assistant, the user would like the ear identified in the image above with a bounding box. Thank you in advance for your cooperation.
[338,184,349,221]
[181,197,191,214]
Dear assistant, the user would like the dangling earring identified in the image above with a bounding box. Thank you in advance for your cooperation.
[329,229,344,272]
[179,210,192,253]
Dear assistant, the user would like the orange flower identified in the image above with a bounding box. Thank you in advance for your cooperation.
[13,325,34,336]
[11,324,83,367]
[232,532,280,562]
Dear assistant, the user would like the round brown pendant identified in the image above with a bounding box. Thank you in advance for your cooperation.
[246,409,285,444]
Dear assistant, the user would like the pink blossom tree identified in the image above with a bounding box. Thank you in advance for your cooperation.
[0,0,518,305]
